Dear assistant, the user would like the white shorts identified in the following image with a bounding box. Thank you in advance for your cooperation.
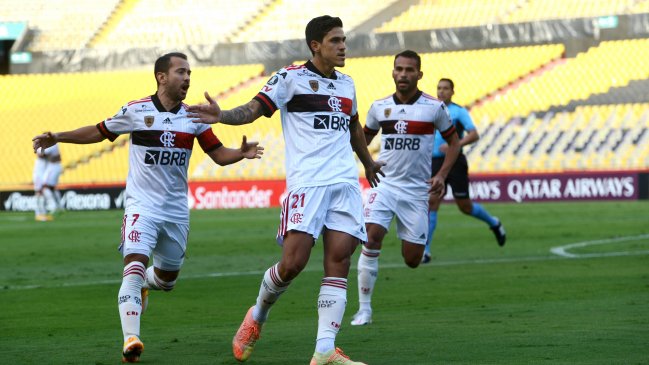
[43,162,62,187]
[277,182,367,245]
[33,158,47,191]
[119,213,189,271]
[364,187,429,245]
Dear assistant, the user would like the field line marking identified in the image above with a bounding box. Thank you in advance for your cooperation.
[3,235,649,291]
[549,234,649,258]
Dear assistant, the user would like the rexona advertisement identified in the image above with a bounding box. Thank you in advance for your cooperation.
[1,172,646,211]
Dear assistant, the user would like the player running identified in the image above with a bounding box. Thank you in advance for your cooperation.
[350,50,460,326]
[422,78,506,264]
[32,52,263,363]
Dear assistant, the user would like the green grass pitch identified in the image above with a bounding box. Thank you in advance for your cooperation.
[1,201,648,364]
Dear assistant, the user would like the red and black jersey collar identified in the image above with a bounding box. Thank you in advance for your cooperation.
[393,90,422,105]
[151,93,182,114]
[305,60,338,80]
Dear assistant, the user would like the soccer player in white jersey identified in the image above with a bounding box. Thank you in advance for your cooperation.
[188,15,384,365]
[32,52,263,363]
[349,50,461,326]
[33,143,62,221]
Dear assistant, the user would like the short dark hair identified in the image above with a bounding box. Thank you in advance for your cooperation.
[439,78,455,90]
[154,52,187,85]
[394,50,421,71]
[305,15,343,55]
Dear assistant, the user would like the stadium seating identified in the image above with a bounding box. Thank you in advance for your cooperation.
[376,0,639,33]
[470,39,649,123]
[0,0,119,51]
[467,103,649,173]
[630,0,649,13]
[503,0,636,24]
[376,0,515,32]
[0,64,263,187]
[89,0,266,49]
[230,0,399,43]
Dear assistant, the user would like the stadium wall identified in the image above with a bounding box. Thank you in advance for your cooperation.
[3,171,648,212]
[12,14,649,74]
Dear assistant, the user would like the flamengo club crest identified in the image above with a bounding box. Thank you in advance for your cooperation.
[309,80,319,92]
[384,108,391,118]
[144,115,154,127]
[395,120,408,134]
[160,130,176,147]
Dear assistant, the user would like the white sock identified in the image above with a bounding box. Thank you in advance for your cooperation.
[42,188,55,213]
[143,266,176,291]
[253,263,290,323]
[357,246,380,313]
[53,190,62,210]
[316,277,347,354]
[35,194,46,216]
[118,261,146,341]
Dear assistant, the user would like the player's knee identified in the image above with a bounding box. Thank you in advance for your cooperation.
[404,257,420,268]
[154,276,176,292]
[279,260,306,281]
[458,204,473,215]
[151,269,178,291]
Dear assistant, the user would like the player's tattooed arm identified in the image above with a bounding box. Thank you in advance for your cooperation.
[220,100,263,125]
[189,92,262,125]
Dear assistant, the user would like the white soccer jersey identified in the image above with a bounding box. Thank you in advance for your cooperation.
[254,61,360,191]
[97,94,222,223]
[364,91,456,199]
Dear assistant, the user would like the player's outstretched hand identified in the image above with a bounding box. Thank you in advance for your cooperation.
[428,175,445,198]
[240,135,264,159]
[187,91,222,124]
[365,160,386,188]
[32,132,56,153]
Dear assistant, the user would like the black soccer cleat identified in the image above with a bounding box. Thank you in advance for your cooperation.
[490,219,506,247]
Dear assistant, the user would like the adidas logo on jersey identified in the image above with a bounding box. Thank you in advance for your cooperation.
[327,82,336,90]
[162,117,172,124]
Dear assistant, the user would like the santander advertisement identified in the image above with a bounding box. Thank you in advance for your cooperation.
[187,171,642,210]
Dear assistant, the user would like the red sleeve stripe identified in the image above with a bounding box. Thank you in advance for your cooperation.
[441,125,457,139]
[197,129,222,152]
[127,97,151,106]
[96,122,118,142]
[254,93,278,117]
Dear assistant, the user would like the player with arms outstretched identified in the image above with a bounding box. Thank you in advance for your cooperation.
[32,52,263,363]
[189,15,384,365]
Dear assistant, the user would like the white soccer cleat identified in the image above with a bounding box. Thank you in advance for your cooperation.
[350,310,372,326]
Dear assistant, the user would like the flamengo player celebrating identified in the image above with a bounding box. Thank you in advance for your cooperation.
[188,16,384,365]
[32,52,263,363]
[350,50,460,326]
